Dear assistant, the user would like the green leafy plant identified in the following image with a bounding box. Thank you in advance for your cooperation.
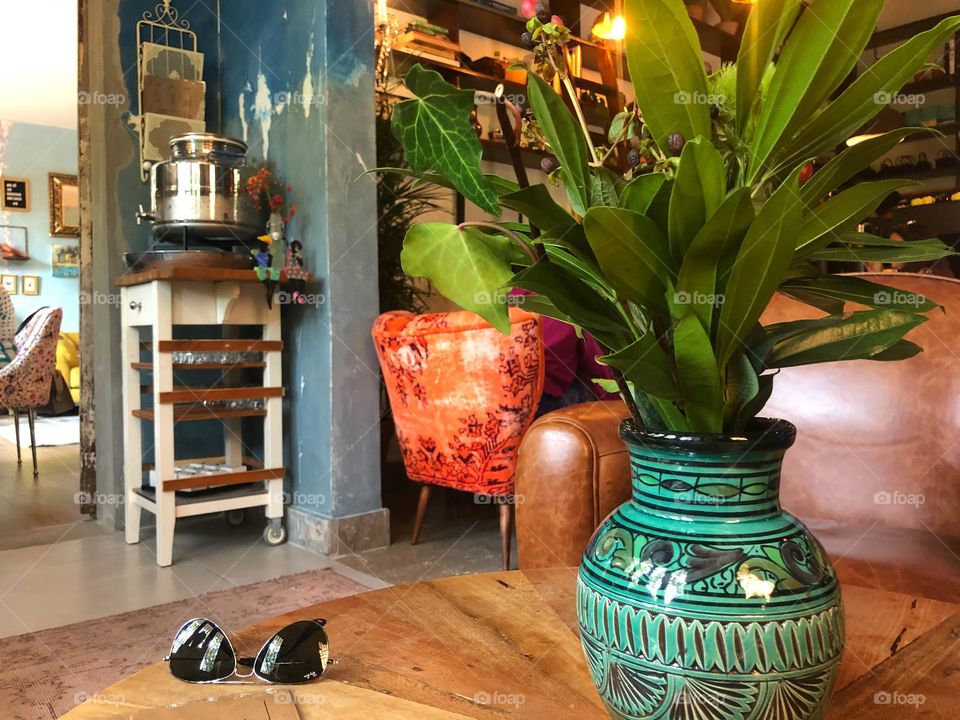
[384,0,958,433]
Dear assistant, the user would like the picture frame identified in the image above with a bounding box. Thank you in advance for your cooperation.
[49,173,80,238]
[52,243,80,277]
[21,275,39,296]
[0,225,28,260]
[1,177,30,212]
[1,274,18,295]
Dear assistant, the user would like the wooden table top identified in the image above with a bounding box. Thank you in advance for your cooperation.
[116,266,262,286]
[64,568,960,719]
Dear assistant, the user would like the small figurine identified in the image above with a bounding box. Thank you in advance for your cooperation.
[252,234,281,308]
[283,239,313,303]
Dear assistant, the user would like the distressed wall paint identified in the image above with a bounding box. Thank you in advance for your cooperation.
[217,0,383,527]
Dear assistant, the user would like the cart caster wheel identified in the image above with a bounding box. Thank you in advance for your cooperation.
[225,510,246,528]
[263,524,287,546]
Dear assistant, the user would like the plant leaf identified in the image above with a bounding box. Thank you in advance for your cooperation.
[401,223,524,333]
[780,16,960,169]
[795,179,918,254]
[809,233,955,264]
[748,0,884,182]
[676,188,755,334]
[623,0,711,149]
[583,207,677,313]
[599,334,680,401]
[510,259,626,344]
[800,129,936,205]
[767,309,927,368]
[527,72,591,216]
[780,276,939,313]
[674,313,723,432]
[669,138,726,261]
[716,165,805,370]
[723,351,760,429]
[619,173,668,214]
[736,0,803,135]
[590,167,621,207]
[392,65,500,216]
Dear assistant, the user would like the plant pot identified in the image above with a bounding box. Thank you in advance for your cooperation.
[577,419,844,720]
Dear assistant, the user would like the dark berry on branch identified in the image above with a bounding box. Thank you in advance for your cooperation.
[710,104,720,120]
[640,127,652,141]
[521,32,536,49]
[627,148,642,167]
[799,163,814,185]
[668,132,685,155]
[537,8,552,23]
[540,156,559,174]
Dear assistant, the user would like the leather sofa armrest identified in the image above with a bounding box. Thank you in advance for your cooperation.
[515,400,632,570]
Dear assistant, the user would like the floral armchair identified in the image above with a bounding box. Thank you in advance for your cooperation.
[0,307,62,476]
[372,307,544,570]
[0,287,15,368]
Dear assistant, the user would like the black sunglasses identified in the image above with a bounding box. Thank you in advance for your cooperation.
[166,617,330,684]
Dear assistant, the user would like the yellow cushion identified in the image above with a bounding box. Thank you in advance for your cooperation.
[69,366,80,389]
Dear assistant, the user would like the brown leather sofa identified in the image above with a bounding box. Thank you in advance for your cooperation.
[515,274,960,602]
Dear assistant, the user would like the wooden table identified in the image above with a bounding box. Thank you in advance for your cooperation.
[64,569,960,719]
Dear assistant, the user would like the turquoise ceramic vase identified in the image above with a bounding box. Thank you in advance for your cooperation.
[578,419,843,720]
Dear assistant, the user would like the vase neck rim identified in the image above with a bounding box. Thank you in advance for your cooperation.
[619,418,796,456]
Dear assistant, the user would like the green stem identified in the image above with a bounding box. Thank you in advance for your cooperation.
[547,52,600,166]
[457,221,539,265]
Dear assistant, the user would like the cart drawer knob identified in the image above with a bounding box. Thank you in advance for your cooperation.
[129,301,142,311]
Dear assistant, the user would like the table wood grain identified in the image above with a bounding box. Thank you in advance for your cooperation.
[63,569,960,719]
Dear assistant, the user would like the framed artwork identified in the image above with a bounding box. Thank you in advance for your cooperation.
[22,275,39,296]
[1,177,30,212]
[1,275,17,295]
[0,225,28,260]
[49,173,80,238]
[52,244,80,277]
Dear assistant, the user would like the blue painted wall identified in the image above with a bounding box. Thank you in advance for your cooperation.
[0,121,79,331]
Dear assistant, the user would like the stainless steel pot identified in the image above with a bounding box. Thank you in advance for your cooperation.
[137,133,265,245]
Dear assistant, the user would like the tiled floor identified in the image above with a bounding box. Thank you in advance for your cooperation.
[0,441,511,639]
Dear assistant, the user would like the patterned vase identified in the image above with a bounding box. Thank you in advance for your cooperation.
[577,419,843,720]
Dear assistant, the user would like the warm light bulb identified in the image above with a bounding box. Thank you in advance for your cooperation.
[592,12,626,41]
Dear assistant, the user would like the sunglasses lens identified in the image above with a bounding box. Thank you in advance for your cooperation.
[255,619,329,684]
[168,618,236,682]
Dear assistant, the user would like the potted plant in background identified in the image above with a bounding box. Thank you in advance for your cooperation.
[381,0,958,717]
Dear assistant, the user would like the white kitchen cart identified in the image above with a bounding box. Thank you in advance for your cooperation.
[119,266,285,566]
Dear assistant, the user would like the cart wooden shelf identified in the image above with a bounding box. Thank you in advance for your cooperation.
[119,266,286,566]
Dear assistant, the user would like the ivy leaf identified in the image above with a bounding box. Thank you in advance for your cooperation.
[392,65,500,216]
[401,223,524,333]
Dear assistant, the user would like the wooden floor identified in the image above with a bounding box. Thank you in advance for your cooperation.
[0,431,91,550]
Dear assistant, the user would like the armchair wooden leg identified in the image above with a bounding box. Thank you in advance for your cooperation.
[411,484,432,545]
[12,409,21,464]
[499,501,513,571]
[27,408,38,477]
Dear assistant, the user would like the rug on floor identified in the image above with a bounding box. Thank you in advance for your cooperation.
[0,567,368,720]
[0,415,79,447]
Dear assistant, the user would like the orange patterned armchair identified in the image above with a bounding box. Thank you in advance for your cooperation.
[372,308,544,569]
[0,307,63,476]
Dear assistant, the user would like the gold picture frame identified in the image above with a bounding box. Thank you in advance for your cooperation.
[22,275,39,296]
[49,173,80,238]
[1,274,18,295]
